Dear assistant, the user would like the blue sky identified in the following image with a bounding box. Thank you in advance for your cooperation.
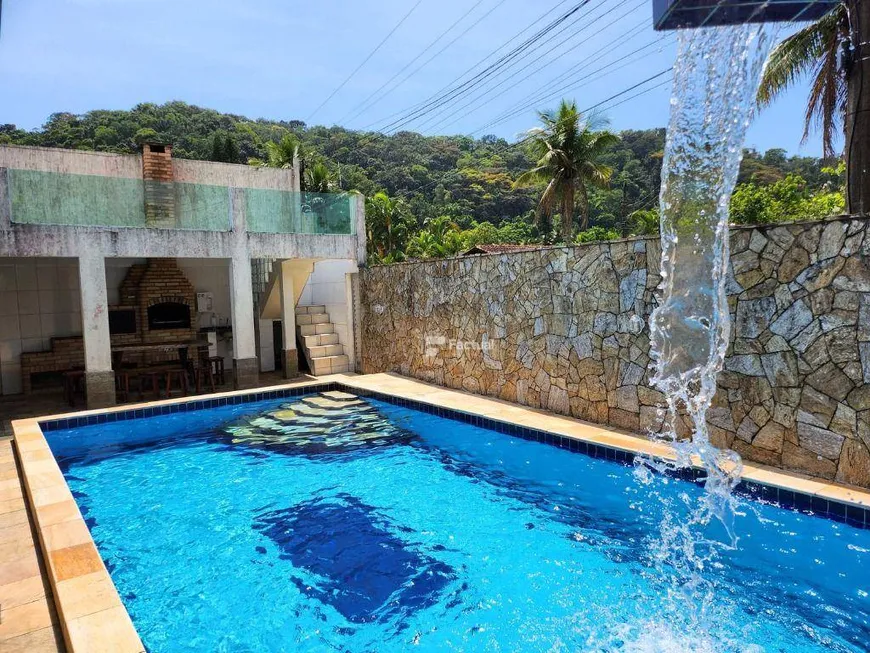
[0,0,824,155]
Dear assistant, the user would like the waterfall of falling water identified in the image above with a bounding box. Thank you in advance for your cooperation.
[624,23,774,652]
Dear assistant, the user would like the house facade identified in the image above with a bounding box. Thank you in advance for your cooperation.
[0,143,366,407]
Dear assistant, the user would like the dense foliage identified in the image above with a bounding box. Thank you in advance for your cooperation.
[0,101,845,262]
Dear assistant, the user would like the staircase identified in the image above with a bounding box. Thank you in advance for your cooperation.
[296,305,350,375]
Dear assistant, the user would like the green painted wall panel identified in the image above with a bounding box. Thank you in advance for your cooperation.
[9,169,146,228]
[175,183,231,231]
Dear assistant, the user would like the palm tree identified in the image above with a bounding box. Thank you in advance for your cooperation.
[756,5,849,158]
[248,133,301,169]
[365,192,413,263]
[303,162,335,194]
[514,100,619,240]
[757,1,869,214]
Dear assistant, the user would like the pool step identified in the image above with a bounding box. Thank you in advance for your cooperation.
[295,305,350,375]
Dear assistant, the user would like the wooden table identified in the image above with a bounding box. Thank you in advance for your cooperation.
[111,340,210,370]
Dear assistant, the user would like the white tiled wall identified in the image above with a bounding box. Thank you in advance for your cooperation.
[0,258,81,395]
[299,259,356,350]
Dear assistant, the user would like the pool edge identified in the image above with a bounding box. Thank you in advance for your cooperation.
[13,371,870,649]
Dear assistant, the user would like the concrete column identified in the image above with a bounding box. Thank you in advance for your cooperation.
[229,187,258,389]
[344,269,361,373]
[354,193,366,265]
[229,254,259,389]
[78,255,115,408]
[278,260,299,378]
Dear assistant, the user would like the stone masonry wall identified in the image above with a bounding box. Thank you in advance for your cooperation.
[360,217,870,489]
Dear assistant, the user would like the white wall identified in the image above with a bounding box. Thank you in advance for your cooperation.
[0,258,81,394]
[299,259,357,349]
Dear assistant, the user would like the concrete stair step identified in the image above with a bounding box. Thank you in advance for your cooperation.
[310,355,349,376]
[302,333,339,347]
[309,343,344,358]
[298,323,335,336]
[295,305,326,316]
[295,313,330,326]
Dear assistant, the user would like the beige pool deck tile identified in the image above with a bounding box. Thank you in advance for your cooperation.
[2,626,65,653]
[0,550,41,586]
[0,597,57,641]
[0,495,27,514]
[54,571,124,622]
[65,605,144,653]
[37,500,83,528]
[0,573,52,610]
[0,507,28,530]
[42,519,94,553]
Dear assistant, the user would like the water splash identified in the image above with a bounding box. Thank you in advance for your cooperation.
[632,23,774,647]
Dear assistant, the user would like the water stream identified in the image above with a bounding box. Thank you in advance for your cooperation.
[629,23,775,651]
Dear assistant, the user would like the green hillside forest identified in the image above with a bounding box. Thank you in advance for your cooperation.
[0,101,845,262]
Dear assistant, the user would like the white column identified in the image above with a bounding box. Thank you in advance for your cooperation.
[229,254,259,388]
[278,260,299,377]
[344,268,359,372]
[230,255,256,360]
[78,254,114,407]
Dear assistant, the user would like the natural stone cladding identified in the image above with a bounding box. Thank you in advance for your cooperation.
[360,216,870,489]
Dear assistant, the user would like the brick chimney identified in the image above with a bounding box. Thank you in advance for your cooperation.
[141,142,176,227]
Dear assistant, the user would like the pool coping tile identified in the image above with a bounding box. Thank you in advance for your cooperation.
[12,371,870,650]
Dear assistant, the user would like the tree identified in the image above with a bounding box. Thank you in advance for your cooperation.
[250,133,300,169]
[730,169,845,225]
[365,192,415,263]
[303,162,335,193]
[209,132,240,163]
[408,216,467,259]
[514,100,619,241]
[757,2,869,214]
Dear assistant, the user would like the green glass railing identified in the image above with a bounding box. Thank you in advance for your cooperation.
[245,189,357,235]
[6,169,357,235]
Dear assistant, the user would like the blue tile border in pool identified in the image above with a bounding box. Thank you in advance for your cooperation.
[36,381,869,529]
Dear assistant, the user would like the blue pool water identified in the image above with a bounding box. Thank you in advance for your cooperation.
[47,393,870,652]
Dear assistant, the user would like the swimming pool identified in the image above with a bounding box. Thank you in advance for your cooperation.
[44,389,870,652]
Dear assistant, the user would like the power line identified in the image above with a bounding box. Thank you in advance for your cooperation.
[378,0,598,135]
[417,0,645,136]
[359,0,578,132]
[362,0,588,133]
[460,18,652,135]
[470,33,674,135]
[337,0,500,126]
[306,0,426,122]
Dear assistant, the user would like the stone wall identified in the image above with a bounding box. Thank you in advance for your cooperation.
[360,217,870,489]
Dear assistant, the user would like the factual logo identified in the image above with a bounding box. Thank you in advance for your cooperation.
[424,335,493,358]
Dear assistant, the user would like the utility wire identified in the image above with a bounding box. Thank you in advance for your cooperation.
[338,0,500,125]
[466,18,653,134]
[379,0,598,135]
[359,0,578,132]
[364,0,591,133]
[417,0,645,135]
[470,33,674,135]
[306,0,425,122]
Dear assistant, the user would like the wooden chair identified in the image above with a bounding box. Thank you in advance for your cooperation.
[63,369,86,407]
